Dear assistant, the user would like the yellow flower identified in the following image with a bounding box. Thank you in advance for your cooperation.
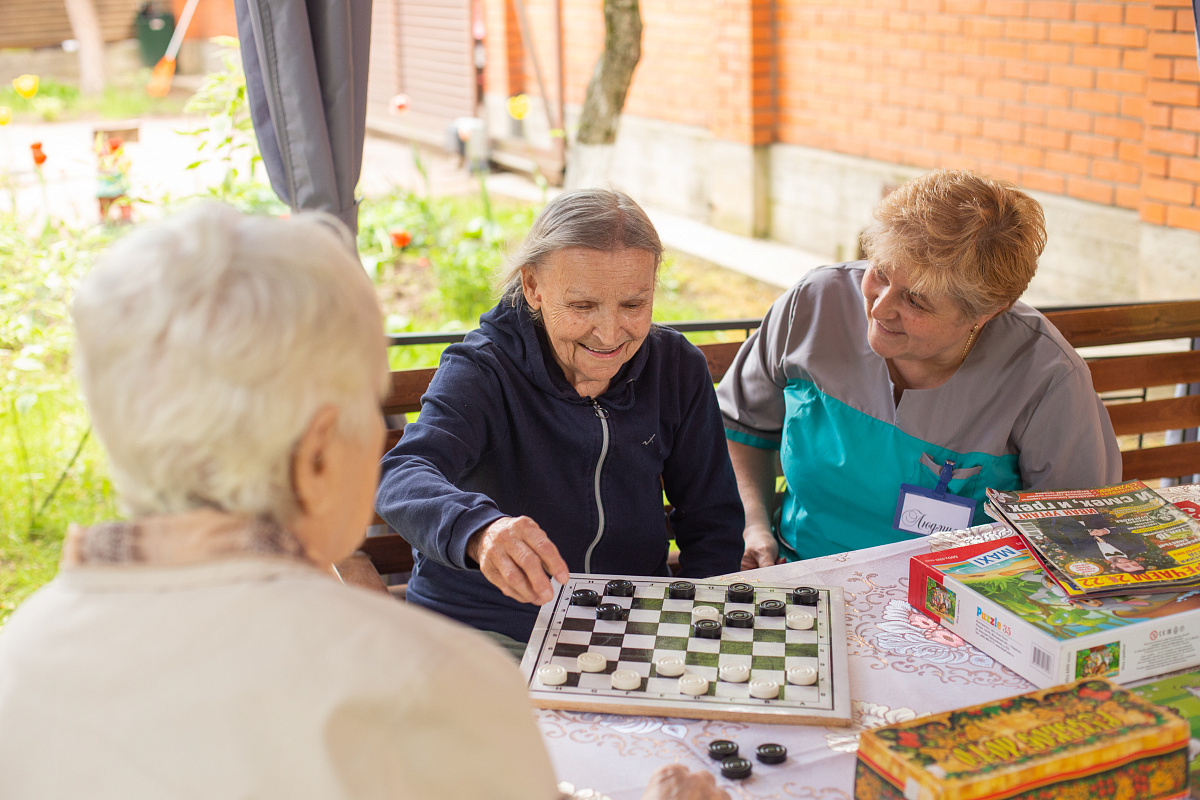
[0,107,10,126]
[12,74,38,99]
[507,94,530,121]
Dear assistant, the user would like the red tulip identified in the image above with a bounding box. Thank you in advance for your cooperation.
[389,230,412,248]
[30,141,46,167]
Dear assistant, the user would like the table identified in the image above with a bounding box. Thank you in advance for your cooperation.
[537,483,1200,799]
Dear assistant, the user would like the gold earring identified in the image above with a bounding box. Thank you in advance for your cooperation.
[961,324,979,364]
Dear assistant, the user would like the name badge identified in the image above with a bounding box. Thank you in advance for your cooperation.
[893,460,977,536]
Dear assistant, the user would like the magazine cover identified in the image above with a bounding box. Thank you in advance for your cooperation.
[986,481,1200,597]
[910,536,1200,687]
[1130,669,1200,799]
[855,678,1189,800]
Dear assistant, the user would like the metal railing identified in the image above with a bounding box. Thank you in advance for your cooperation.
[387,318,763,348]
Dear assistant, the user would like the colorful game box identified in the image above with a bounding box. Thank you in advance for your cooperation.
[518,573,851,725]
[909,536,1200,688]
[855,678,1190,800]
[1130,668,1200,798]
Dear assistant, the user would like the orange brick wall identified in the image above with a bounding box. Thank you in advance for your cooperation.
[775,0,1200,231]
[497,0,1200,232]
[1143,0,1200,229]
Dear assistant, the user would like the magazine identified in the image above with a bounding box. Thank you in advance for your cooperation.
[985,481,1200,598]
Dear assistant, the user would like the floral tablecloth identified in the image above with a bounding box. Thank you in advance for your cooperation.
[537,483,1200,799]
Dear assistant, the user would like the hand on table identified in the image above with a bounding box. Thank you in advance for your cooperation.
[741,525,785,570]
[640,764,730,800]
[466,516,569,605]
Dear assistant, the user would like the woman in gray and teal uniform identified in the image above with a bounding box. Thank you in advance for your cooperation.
[719,169,1122,568]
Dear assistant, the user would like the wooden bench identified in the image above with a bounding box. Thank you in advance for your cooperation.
[337,301,1200,592]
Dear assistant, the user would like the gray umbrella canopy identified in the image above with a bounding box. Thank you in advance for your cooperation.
[234,0,372,235]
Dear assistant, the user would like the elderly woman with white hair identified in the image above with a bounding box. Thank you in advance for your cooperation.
[376,189,745,653]
[0,203,728,800]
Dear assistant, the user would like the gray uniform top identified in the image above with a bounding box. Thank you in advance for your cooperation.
[717,262,1122,558]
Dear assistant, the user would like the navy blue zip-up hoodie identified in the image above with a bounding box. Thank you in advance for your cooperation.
[375,298,744,642]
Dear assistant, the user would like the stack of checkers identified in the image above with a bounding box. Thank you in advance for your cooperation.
[706,740,788,780]
[534,579,824,703]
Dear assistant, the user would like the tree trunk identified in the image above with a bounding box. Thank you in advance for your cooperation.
[575,0,642,146]
[63,0,107,96]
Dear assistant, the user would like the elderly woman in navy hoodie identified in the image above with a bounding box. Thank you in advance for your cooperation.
[376,189,744,654]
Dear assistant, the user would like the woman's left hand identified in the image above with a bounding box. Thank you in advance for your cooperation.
[742,525,785,570]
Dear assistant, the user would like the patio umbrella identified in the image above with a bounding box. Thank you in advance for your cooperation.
[233,0,372,235]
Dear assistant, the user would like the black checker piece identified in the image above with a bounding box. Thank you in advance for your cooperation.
[597,603,628,621]
[791,586,819,606]
[604,579,635,597]
[757,599,786,616]
[725,609,754,628]
[726,582,755,603]
[571,589,601,606]
[668,580,696,599]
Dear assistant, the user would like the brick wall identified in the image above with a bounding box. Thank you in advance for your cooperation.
[504,0,1200,233]
[1143,0,1200,229]
[776,0,1199,231]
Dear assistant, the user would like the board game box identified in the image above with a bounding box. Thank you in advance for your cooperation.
[909,536,1200,688]
[518,573,851,725]
[855,678,1190,800]
[1130,668,1200,799]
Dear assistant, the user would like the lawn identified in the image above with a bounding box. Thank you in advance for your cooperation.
[0,53,785,623]
[0,186,782,625]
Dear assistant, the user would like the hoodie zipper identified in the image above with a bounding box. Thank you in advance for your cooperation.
[583,399,610,573]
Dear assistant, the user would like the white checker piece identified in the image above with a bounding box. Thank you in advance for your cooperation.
[520,574,852,726]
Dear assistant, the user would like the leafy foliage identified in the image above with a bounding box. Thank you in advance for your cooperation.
[179,38,284,213]
[358,162,537,329]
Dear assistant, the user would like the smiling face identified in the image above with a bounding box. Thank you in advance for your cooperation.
[522,247,657,398]
[861,261,997,388]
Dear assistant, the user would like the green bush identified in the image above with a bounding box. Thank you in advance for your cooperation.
[0,214,121,623]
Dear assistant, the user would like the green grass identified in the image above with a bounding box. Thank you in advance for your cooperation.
[0,75,187,122]
[0,390,117,624]
[0,175,781,626]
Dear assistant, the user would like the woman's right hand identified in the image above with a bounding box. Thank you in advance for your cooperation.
[467,516,570,605]
[640,764,730,800]
[741,524,783,570]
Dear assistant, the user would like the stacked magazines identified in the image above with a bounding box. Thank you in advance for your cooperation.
[985,480,1200,599]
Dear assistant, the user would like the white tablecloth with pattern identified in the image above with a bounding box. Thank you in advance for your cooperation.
[536,483,1200,799]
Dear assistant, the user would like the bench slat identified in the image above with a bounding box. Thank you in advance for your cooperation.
[1089,351,1200,394]
[383,367,437,415]
[1045,302,1200,348]
[1107,396,1200,437]
[1122,441,1200,482]
[702,341,744,383]
[358,532,416,575]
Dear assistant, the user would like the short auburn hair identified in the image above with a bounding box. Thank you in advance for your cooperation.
[860,169,1047,319]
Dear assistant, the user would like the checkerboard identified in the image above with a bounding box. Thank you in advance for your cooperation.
[519,574,851,725]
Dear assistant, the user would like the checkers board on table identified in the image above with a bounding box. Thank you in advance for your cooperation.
[519,574,851,725]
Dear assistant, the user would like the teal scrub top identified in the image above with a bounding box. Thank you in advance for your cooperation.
[718,263,1122,561]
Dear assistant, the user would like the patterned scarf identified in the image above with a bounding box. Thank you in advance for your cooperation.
[61,510,311,568]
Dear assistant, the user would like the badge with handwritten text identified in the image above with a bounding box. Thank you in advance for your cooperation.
[893,483,976,536]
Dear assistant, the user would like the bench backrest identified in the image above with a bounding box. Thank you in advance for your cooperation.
[360,301,1200,576]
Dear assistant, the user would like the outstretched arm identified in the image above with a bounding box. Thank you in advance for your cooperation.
[727,439,783,569]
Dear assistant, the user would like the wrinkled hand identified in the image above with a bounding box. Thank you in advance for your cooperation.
[640,764,730,800]
[466,516,569,605]
[741,525,784,570]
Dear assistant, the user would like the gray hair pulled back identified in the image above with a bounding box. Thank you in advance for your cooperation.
[500,188,664,305]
